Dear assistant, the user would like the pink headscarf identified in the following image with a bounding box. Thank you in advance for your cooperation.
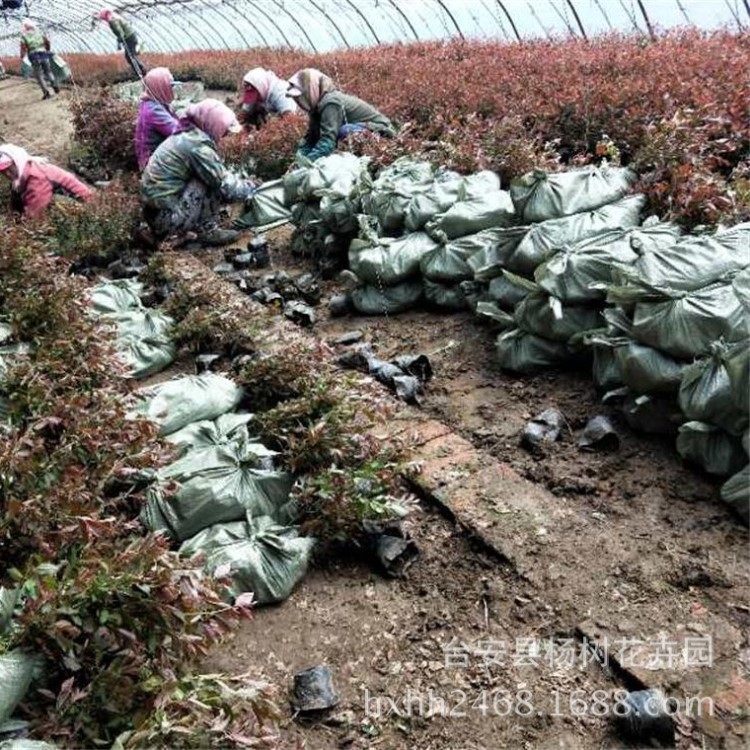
[242,68,275,101]
[0,143,44,189]
[185,99,241,142]
[97,8,113,22]
[21,19,37,32]
[142,67,174,106]
[287,68,335,112]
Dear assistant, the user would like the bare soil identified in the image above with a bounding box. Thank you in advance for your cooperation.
[4,87,746,750]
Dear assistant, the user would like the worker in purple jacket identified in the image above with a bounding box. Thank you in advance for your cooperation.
[134,67,180,170]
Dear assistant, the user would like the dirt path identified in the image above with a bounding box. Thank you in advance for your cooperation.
[0,77,74,162]
[6,88,747,750]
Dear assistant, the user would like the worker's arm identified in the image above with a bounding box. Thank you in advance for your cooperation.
[151,106,181,138]
[19,40,27,59]
[303,101,341,161]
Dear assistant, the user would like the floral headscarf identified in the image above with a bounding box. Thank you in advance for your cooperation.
[185,99,241,142]
[287,68,336,112]
[142,67,174,106]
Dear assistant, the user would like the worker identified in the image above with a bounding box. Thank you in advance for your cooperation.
[96,8,145,78]
[0,143,93,219]
[135,67,181,170]
[239,67,297,127]
[140,99,257,246]
[286,68,395,162]
[19,20,59,100]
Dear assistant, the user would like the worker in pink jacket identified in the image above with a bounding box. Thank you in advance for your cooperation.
[0,143,93,219]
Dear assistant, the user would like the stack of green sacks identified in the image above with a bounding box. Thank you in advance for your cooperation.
[135,374,315,604]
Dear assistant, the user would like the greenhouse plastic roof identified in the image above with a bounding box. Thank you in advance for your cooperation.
[0,0,746,55]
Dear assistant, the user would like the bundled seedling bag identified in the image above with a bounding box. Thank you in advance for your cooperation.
[141,439,294,542]
[676,421,746,477]
[180,514,315,605]
[475,301,516,330]
[625,222,750,292]
[616,342,687,395]
[0,651,39,725]
[135,373,244,436]
[488,272,531,309]
[461,226,528,281]
[349,227,438,286]
[515,293,603,343]
[591,344,623,391]
[285,153,368,205]
[510,166,637,223]
[119,336,176,379]
[291,201,322,227]
[237,179,291,230]
[0,741,57,750]
[89,279,143,315]
[620,392,685,435]
[362,159,435,232]
[720,464,749,523]
[536,222,682,303]
[725,340,749,415]
[506,194,646,276]
[351,281,423,315]
[107,309,176,379]
[320,192,360,235]
[0,342,32,385]
[622,281,747,360]
[420,240,477,283]
[404,168,464,231]
[425,189,515,241]
[495,328,570,374]
[423,280,470,311]
[166,413,255,455]
[678,342,748,436]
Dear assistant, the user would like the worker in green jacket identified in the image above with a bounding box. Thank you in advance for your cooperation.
[20,20,59,100]
[286,68,395,162]
[95,8,145,78]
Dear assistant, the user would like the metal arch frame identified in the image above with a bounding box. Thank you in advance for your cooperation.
[361,0,413,43]
[223,0,290,49]
[118,0,221,49]
[385,0,420,41]
[304,0,350,49]
[0,0,746,56]
[478,0,511,41]
[265,0,318,51]
[0,13,98,52]
[136,10,204,49]
[341,0,380,45]
[495,0,521,41]
[434,0,464,40]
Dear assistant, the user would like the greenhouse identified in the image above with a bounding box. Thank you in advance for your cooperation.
[0,1,747,749]
[0,0,745,53]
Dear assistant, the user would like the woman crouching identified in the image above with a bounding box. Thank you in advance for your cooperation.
[140,99,256,246]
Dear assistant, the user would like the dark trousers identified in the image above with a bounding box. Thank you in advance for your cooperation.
[30,52,56,96]
[123,35,145,78]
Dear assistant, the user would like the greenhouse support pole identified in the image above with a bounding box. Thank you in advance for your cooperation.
[386,0,420,41]
[495,0,521,40]
[565,0,588,39]
[635,0,656,40]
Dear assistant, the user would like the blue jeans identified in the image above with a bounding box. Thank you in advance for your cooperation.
[337,123,368,140]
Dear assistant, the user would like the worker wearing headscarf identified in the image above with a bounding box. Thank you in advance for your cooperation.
[19,19,58,100]
[96,8,145,78]
[286,68,395,162]
[134,67,181,170]
[140,99,256,245]
[0,143,93,219]
[240,67,297,127]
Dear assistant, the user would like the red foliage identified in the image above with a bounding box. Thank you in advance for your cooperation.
[9,30,745,225]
